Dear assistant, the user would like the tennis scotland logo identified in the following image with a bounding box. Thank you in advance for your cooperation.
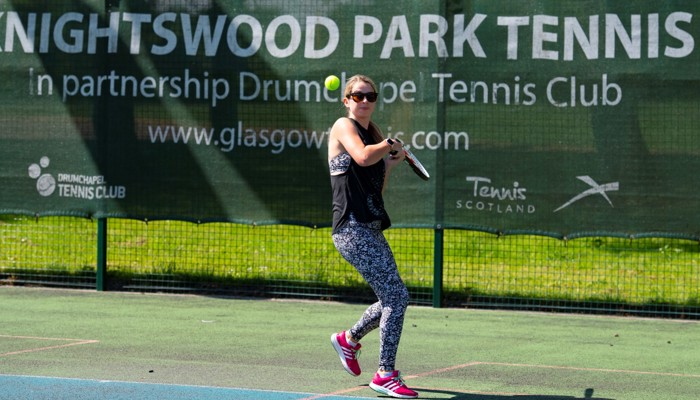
[455,176,536,214]
[554,176,619,212]
[27,156,127,199]
[28,156,56,197]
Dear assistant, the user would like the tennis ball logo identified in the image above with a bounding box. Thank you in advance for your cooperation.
[324,75,340,91]
[28,156,56,197]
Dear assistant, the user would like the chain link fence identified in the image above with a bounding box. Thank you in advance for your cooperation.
[1,215,697,318]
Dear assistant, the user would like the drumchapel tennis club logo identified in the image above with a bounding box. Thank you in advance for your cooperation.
[28,156,56,196]
[27,156,126,199]
[554,175,619,212]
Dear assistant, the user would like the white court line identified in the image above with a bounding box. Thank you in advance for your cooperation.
[407,360,700,380]
[301,360,700,399]
[0,374,381,400]
[0,334,99,357]
[478,361,700,379]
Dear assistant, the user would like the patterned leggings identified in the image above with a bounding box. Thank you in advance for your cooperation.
[332,220,409,371]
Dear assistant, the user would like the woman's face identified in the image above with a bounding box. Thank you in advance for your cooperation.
[344,80,376,120]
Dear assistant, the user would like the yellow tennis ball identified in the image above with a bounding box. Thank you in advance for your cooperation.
[324,75,340,91]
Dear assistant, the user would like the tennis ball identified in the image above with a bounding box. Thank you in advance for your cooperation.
[324,75,340,91]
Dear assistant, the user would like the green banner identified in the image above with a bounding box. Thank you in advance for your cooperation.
[0,1,698,238]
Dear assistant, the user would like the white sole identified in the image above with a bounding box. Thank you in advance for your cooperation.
[369,382,418,399]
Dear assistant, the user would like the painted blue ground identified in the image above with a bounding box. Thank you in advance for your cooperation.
[0,375,377,400]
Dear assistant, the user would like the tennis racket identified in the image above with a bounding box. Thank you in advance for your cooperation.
[395,139,430,181]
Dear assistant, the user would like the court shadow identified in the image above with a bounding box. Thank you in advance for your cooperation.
[410,387,614,400]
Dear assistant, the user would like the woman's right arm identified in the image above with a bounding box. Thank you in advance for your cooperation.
[329,118,398,166]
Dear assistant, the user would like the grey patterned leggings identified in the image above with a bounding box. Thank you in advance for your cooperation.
[332,220,409,371]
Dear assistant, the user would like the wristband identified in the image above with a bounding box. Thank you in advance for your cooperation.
[386,138,398,155]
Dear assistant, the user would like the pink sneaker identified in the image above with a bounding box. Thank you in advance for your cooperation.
[330,331,361,376]
[369,370,418,399]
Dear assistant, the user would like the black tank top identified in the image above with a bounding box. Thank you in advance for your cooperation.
[329,118,390,234]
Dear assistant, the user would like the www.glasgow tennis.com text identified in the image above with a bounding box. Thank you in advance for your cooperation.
[146,123,469,154]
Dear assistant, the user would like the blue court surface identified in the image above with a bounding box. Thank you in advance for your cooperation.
[0,375,378,400]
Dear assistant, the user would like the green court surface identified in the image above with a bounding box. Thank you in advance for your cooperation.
[0,286,698,400]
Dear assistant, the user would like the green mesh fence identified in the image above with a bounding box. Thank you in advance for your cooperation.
[1,215,698,318]
[1,2,700,318]
[2,1,700,237]
[0,216,96,288]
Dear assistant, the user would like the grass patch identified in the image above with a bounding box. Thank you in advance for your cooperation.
[1,216,699,309]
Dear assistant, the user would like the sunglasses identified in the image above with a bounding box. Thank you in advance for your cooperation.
[346,92,378,103]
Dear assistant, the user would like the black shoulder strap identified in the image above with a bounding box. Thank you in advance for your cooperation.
[348,118,370,145]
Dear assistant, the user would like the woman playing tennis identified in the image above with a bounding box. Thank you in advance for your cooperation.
[328,74,418,399]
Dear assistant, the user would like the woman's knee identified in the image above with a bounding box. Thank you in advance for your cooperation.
[391,285,409,311]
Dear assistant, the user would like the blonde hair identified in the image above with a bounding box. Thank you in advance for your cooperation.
[343,74,384,143]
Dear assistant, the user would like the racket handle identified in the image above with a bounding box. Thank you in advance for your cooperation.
[389,137,403,155]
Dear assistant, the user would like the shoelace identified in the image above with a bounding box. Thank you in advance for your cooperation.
[391,372,407,386]
[342,343,361,360]
[350,347,361,359]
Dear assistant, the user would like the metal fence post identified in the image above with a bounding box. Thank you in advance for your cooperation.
[433,226,444,308]
[432,29,446,308]
[96,218,107,291]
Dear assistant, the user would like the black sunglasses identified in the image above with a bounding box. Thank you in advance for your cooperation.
[347,92,378,103]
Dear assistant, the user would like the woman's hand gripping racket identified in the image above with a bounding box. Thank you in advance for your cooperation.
[395,139,430,181]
